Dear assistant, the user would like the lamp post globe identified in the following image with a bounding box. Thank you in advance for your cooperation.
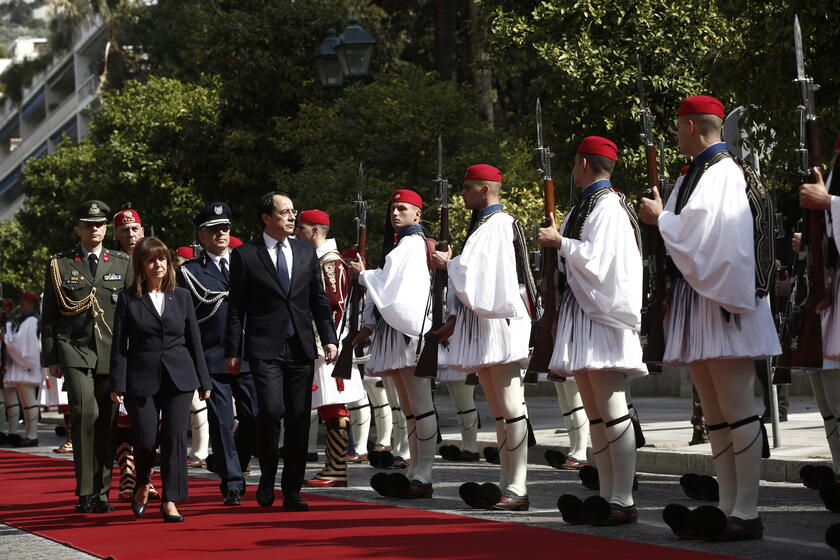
[314,28,344,87]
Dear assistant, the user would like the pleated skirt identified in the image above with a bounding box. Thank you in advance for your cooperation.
[548,291,648,379]
[822,272,840,361]
[446,306,530,372]
[663,278,781,365]
[365,319,420,376]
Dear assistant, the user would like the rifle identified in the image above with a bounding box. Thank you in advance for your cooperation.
[415,135,451,379]
[332,162,369,379]
[525,98,557,379]
[778,15,825,371]
[636,56,667,370]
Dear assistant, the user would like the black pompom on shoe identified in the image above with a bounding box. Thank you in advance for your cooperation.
[692,505,728,541]
[663,503,697,539]
[583,495,612,524]
[825,523,840,555]
[579,465,599,490]
[459,482,480,507]
[821,482,840,513]
[477,483,502,508]
[697,475,719,501]
[816,466,837,489]
[545,449,567,469]
[387,473,410,498]
[370,472,391,496]
[801,464,818,489]
[557,494,587,524]
[483,446,500,465]
[680,473,702,499]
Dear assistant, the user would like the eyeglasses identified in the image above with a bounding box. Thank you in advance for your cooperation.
[278,209,299,218]
[207,224,231,232]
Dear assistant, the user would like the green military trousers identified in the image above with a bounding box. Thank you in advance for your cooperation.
[64,367,117,498]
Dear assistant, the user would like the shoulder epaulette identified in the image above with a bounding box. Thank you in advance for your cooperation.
[50,250,75,260]
[108,250,130,260]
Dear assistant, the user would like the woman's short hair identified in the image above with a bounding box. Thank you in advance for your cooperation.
[132,237,176,297]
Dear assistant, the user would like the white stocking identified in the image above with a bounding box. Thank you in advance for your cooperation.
[479,363,527,497]
[575,374,612,501]
[2,386,19,436]
[812,370,840,473]
[395,371,436,484]
[16,384,39,440]
[347,394,372,455]
[554,379,589,460]
[589,372,636,507]
[365,379,392,447]
[383,377,410,460]
[445,379,479,453]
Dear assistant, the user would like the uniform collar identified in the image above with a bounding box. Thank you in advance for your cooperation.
[395,225,423,242]
[316,238,338,259]
[80,245,102,259]
[691,142,728,168]
[477,203,504,217]
[580,179,612,199]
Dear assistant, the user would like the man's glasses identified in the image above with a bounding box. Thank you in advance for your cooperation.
[278,209,299,218]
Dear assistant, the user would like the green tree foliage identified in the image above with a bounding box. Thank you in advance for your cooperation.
[4,76,221,289]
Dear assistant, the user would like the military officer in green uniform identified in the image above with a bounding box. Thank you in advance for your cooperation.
[41,200,132,513]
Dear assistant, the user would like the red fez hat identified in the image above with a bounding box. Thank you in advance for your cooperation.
[464,164,503,183]
[834,136,840,151]
[21,293,39,303]
[175,246,194,259]
[229,235,243,248]
[299,209,330,226]
[678,95,725,119]
[577,136,618,161]
[390,189,423,209]
[113,209,141,227]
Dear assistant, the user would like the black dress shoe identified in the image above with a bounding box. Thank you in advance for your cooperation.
[91,498,114,514]
[224,490,242,506]
[160,505,184,523]
[256,481,275,507]
[131,500,147,519]
[282,494,309,512]
[75,495,93,513]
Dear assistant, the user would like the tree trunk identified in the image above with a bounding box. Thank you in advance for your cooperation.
[435,0,457,81]
[466,0,494,129]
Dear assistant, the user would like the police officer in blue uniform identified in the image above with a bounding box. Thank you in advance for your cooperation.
[177,202,258,506]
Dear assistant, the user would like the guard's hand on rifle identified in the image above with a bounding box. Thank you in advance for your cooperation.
[225,357,241,375]
[792,232,802,253]
[431,248,451,270]
[433,315,457,343]
[348,257,366,278]
[351,327,373,347]
[324,343,338,364]
[48,364,63,379]
[537,213,562,249]
[639,186,663,225]
[799,168,831,210]
[817,295,834,313]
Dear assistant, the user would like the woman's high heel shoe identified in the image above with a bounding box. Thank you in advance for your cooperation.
[131,500,146,518]
[160,504,184,523]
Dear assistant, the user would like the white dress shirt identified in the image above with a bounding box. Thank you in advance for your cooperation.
[207,250,230,273]
[263,232,293,281]
[149,292,165,316]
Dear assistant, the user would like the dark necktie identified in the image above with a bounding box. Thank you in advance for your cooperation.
[87,253,98,277]
[220,257,230,282]
[275,242,290,293]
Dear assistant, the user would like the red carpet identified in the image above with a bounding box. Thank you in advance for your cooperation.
[0,449,739,559]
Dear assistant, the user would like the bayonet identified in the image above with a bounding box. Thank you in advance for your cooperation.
[535,98,553,180]
[636,55,655,147]
[794,15,805,81]
[355,161,368,243]
[434,135,450,211]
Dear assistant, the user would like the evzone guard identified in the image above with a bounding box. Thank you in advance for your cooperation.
[640,95,780,541]
[539,136,647,526]
[295,209,365,487]
[434,164,539,511]
[348,189,437,499]
[797,140,840,493]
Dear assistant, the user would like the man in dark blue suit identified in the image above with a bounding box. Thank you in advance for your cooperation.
[178,202,258,506]
[225,192,338,512]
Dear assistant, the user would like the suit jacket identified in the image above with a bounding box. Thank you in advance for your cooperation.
[109,287,212,397]
[177,254,250,375]
[224,236,338,362]
[41,247,132,374]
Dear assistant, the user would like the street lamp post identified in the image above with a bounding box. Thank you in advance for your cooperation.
[313,17,376,88]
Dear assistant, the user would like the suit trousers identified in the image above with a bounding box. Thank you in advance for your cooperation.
[207,372,259,496]
[64,367,117,498]
[252,335,315,497]
[126,368,193,502]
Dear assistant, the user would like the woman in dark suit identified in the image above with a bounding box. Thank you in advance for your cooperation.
[110,237,212,522]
